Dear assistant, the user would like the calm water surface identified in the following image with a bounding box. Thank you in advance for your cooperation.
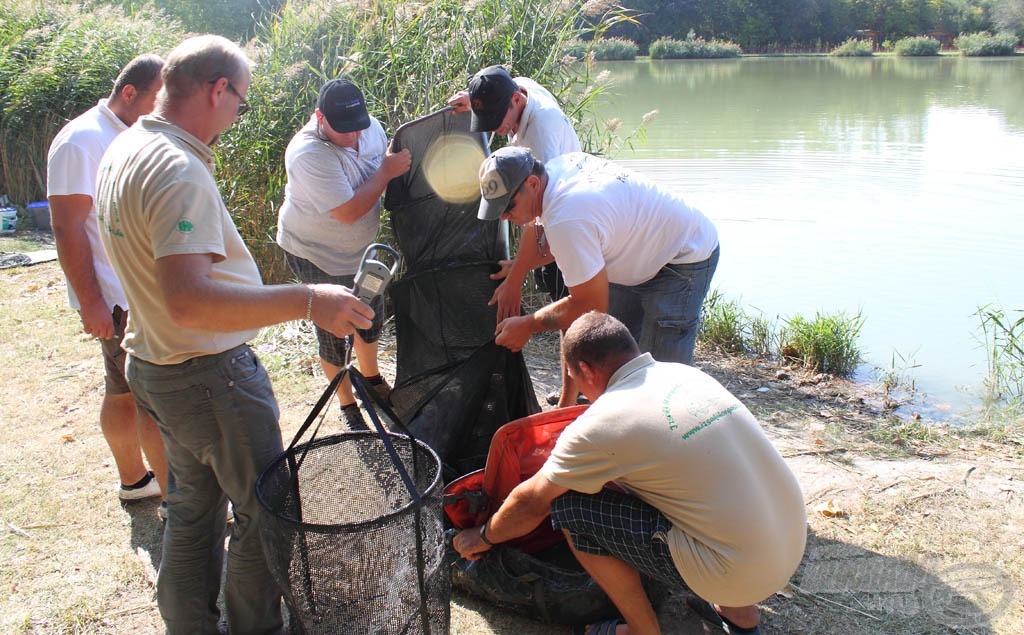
[592,57,1024,420]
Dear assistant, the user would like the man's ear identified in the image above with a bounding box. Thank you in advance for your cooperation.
[120,84,138,103]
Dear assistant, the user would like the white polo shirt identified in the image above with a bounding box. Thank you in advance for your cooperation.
[46,99,129,310]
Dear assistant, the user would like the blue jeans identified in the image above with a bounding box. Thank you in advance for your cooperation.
[127,345,285,635]
[607,246,719,365]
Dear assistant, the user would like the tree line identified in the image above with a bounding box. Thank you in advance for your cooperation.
[594,0,1023,52]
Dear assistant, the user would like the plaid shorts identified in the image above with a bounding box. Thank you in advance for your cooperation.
[284,252,385,367]
[550,488,690,591]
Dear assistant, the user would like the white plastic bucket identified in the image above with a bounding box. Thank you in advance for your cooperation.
[0,207,16,234]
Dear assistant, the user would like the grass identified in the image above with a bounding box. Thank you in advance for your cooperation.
[829,38,875,57]
[649,31,742,59]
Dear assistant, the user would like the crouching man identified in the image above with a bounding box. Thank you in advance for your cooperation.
[453,311,806,635]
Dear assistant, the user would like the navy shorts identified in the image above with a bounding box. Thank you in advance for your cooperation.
[284,251,385,367]
[550,488,691,591]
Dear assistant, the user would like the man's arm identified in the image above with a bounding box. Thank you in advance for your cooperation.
[488,223,557,321]
[453,470,569,561]
[493,268,609,352]
[49,194,115,339]
[328,143,410,225]
[156,253,374,337]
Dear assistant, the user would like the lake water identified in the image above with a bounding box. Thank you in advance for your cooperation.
[591,57,1024,421]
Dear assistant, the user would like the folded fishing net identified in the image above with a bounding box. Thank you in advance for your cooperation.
[384,107,541,479]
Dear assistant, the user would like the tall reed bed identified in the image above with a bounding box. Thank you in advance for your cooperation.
[218,0,626,282]
[0,1,181,204]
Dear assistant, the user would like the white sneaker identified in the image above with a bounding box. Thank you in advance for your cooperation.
[118,471,162,501]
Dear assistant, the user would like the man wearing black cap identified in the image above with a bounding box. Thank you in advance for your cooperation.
[477,147,720,368]
[276,78,411,429]
[449,65,584,407]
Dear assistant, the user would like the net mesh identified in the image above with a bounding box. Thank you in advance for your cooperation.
[384,108,540,477]
[257,430,449,635]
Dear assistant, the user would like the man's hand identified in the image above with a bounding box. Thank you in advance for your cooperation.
[494,314,536,352]
[488,260,522,322]
[78,298,115,340]
[453,526,492,561]
[382,142,412,180]
[310,284,375,338]
[447,91,470,114]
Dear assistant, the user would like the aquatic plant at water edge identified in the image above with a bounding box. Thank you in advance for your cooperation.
[829,37,874,56]
[893,36,941,56]
[649,31,742,59]
[954,31,1018,56]
[699,288,748,354]
[780,311,864,377]
[975,304,1024,407]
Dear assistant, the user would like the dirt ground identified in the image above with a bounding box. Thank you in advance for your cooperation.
[1,248,1021,634]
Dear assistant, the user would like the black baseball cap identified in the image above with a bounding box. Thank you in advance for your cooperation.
[468,65,517,133]
[317,79,371,133]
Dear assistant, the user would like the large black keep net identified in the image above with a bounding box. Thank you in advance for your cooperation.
[384,108,540,479]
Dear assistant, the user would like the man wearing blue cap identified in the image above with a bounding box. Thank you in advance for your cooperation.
[477,147,719,366]
[277,78,411,429]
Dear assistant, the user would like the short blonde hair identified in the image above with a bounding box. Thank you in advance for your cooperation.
[161,34,250,100]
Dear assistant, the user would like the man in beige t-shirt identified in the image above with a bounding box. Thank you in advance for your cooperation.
[454,311,806,635]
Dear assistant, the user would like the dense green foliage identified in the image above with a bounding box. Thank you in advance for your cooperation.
[603,0,1010,53]
[590,37,640,60]
[699,289,863,378]
[955,30,1019,55]
[893,35,942,55]
[93,0,283,41]
[649,32,742,58]
[830,37,875,56]
[780,311,864,376]
[215,0,621,281]
[0,2,181,205]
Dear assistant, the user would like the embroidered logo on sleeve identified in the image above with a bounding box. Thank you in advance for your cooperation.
[176,219,194,233]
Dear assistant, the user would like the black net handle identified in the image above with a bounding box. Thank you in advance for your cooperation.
[349,366,427,502]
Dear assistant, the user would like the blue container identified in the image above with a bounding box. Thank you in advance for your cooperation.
[26,201,50,231]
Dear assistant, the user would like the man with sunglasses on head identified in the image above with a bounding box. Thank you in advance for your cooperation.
[97,35,374,635]
[277,78,411,430]
[477,147,720,370]
[449,64,584,407]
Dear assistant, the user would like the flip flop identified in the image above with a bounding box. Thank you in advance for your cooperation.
[685,596,762,634]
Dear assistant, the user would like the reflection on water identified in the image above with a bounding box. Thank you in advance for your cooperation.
[590,57,1024,420]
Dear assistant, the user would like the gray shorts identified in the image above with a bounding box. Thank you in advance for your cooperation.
[99,305,130,395]
[284,251,385,367]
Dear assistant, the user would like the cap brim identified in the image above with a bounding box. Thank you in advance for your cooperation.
[470,109,504,133]
[327,112,371,133]
[477,192,511,221]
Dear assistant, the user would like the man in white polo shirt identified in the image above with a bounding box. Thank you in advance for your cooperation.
[477,147,720,366]
[47,53,168,505]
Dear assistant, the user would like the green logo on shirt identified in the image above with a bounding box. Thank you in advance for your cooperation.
[177,220,194,233]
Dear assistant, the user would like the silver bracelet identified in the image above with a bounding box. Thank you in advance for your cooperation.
[304,285,314,321]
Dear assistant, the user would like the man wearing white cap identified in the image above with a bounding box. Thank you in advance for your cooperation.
[477,147,719,365]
